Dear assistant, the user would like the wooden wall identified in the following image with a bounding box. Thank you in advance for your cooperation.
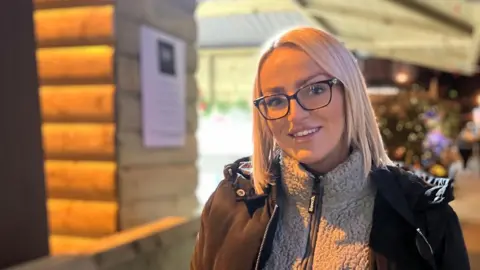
[33,0,117,254]
[114,0,199,230]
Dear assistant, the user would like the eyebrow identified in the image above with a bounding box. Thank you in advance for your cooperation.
[296,74,321,88]
[262,74,324,94]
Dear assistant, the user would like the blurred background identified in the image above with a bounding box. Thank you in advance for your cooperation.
[195,0,480,203]
[2,0,480,269]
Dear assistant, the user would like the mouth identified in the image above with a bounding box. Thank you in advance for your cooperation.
[288,127,322,141]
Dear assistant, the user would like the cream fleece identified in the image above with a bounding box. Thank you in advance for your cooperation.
[263,150,376,270]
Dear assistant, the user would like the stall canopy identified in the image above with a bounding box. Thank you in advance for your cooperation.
[197,0,480,75]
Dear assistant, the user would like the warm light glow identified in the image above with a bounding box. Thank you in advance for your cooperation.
[34,5,113,46]
[37,45,113,83]
[47,199,117,237]
[45,161,116,201]
[49,235,98,255]
[42,123,115,159]
[394,72,409,84]
[36,1,118,251]
[40,85,114,122]
[476,94,480,106]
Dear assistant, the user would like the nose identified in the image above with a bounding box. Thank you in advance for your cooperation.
[287,98,309,121]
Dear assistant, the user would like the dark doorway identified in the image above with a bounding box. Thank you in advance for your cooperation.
[0,0,49,268]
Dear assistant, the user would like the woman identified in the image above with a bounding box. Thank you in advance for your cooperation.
[457,121,477,169]
[191,27,469,270]
[441,146,464,179]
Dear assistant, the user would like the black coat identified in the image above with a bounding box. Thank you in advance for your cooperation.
[191,157,470,270]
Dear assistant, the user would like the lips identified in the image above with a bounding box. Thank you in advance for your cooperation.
[289,127,322,138]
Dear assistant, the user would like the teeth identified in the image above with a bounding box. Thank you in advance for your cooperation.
[293,128,319,137]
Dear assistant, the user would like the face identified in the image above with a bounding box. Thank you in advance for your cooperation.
[259,46,346,167]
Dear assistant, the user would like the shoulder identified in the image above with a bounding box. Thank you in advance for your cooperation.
[201,156,263,219]
[371,166,464,251]
[372,165,455,210]
[219,156,257,199]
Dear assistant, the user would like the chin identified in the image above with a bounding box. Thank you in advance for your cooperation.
[291,150,325,165]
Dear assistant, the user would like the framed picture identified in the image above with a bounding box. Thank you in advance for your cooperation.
[157,38,176,76]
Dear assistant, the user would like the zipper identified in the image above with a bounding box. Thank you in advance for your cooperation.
[302,176,323,270]
[416,228,433,255]
[416,227,437,270]
[254,204,278,270]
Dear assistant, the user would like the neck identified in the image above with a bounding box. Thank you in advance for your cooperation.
[279,149,369,203]
[306,142,350,174]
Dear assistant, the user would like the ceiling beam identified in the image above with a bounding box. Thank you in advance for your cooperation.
[386,0,473,35]
[372,48,472,75]
[196,0,296,18]
[336,37,471,74]
[305,3,471,37]
[372,39,470,53]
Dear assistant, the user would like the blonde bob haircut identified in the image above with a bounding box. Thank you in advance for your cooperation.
[251,27,393,194]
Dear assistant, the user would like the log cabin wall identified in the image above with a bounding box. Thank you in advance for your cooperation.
[114,0,199,230]
[33,0,199,255]
[33,0,117,254]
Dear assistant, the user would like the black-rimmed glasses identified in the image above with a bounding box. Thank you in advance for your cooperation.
[253,78,339,120]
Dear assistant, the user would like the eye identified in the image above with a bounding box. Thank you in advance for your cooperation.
[265,96,287,107]
[307,83,328,95]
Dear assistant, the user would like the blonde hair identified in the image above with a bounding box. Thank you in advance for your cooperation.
[251,27,393,194]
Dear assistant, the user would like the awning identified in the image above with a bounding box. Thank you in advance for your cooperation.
[197,0,480,75]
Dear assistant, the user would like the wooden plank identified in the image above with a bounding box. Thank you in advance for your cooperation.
[117,132,198,166]
[48,199,117,237]
[88,217,186,254]
[49,235,99,255]
[45,161,116,201]
[118,164,197,203]
[34,0,113,10]
[40,84,114,122]
[116,89,197,132]
[37,45,113,85]
[119,195,198,230]
[49,217,187,255]
[42,123,115,160]
[34,6,113,47]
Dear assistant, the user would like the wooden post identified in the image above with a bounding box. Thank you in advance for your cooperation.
[0,0,49,268]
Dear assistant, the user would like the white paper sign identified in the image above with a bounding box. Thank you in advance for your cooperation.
[140,25,186,148]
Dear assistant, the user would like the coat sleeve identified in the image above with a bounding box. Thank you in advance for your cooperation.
[190,187,217,270]
[435,205,470,270]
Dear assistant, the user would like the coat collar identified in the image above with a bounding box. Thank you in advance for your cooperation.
[370,165,455,226]
[226,157,455,226]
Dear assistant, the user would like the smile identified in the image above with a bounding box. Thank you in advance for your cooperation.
[290,127,321,138]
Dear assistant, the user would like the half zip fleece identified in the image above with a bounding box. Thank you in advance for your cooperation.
[264,150,376,270]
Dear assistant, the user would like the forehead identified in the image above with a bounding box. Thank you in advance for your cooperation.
[259,46,328,91]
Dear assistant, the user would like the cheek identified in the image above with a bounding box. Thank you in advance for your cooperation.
[267,120,288,140]
[317,96,345,133]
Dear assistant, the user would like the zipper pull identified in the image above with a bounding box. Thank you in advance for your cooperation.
[308,193,317,214]
[308,177,321,214]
